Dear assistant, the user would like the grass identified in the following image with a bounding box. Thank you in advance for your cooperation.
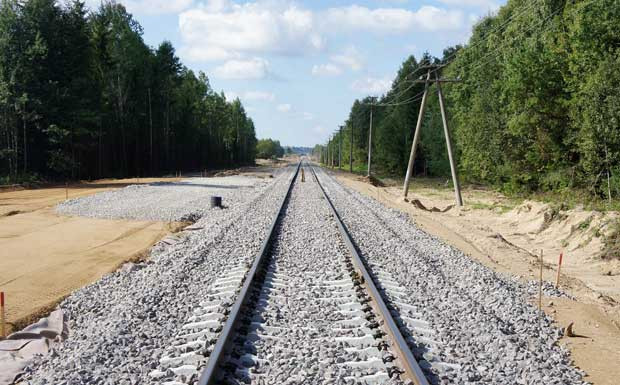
[578,216,593,231]
[1,172,44,186]
[524,188,620,212]
[468,201,516,213]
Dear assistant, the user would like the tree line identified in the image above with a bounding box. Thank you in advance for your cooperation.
[319,0,620,199]
[256,139,285,160]
[0,0,257,183]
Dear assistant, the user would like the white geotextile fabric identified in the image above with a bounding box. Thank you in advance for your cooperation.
[0,309,66,385]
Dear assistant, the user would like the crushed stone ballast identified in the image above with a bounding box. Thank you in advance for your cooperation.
[153,162,430,385]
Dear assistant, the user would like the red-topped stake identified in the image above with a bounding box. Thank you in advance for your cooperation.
[1,291,5,338]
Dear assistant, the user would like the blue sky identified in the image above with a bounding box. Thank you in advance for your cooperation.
[86,0,504,147]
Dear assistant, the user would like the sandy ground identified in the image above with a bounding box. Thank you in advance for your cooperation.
[0,177,183,335]
[333,169,620,385]
[0,177,181,217]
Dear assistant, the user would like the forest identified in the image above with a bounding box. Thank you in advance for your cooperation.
[319,0,620,200]
[0,0,257,183]
[256,139,285,160]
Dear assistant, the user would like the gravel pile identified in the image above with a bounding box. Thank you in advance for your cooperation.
[314,166,585,385]
[56,175,267,222]
[21,166,297,385]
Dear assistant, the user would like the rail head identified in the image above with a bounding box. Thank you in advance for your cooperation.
[309,164,430,385]
[197,162,301,385]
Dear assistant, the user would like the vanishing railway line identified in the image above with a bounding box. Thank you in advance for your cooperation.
[151,162,430,385]
[20,160,586,385]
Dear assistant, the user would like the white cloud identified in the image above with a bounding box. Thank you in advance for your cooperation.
[224,91,239,101]
[351,76,392,94]
[331,46,364,71]
[323,5,464,33]
[277,104,292,113]
[312,63,342,76]
[438,0,499,10]
[85,0,193,14]
[179,2,324,63]
[203,0,231,13]
[312,46,364,77]
[213,58,269,80]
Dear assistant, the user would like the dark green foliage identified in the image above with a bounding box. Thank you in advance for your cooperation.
[0,0,256,182]
[256,139,284,159]
[333,0,620,200]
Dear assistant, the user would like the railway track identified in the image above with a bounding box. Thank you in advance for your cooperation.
[151,161,429,385]
[20,161,586,385]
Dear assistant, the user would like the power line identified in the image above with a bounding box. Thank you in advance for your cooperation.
[431,0,585,81]
[459,1,571,76]
[332,0,594,149]
[437,0,544,70]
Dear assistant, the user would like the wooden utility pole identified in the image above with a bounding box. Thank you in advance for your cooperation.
[403,69,431,198]
[329,137,334,168]
[148,87,153,176]
[349,123,353,173]
[435,72,463,206]
[331,137,334,168]
[325,140,329,166]
[338,126,342,170]
[367,105,373,177]
[403,66,464,207]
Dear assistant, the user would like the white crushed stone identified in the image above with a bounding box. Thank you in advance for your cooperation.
[21,167,295,385]
[56,176,266,222]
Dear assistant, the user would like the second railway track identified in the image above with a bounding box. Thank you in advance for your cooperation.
[151,161,430,385]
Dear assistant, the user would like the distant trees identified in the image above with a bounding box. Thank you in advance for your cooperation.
[0,0,256,183]
[332,0,620,199]
[256,139,284,159]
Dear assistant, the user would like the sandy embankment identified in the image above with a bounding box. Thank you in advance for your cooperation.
[335,171,620,385]
[0,178,183,335]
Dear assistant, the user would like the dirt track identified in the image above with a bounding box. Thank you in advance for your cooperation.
[0,178,183,334]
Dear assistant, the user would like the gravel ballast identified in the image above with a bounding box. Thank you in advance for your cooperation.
[22,167,296,385]
[56,175,267,222]
[314,166,585,385]
[20,162,586,385]
[216,164,405,385]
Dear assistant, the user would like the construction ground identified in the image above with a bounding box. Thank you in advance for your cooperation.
[1,163,619,384]
[335,170,620,385]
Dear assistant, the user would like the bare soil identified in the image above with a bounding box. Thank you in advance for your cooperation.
[0,177,183,336]
[334,170,620,385]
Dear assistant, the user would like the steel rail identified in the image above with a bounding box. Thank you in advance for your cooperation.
[197,162,301,385]
[308,164,430,385]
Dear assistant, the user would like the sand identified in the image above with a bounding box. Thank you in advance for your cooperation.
[335,170,620,385]
[0,178,183,335]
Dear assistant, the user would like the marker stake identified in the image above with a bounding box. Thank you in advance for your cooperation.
[1,292,6,338]
[556,252,563,288]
